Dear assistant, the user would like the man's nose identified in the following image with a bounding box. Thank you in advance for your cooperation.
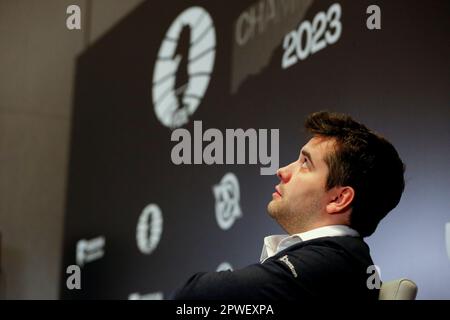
[277,166,291,183]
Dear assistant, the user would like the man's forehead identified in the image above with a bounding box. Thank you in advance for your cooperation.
[301,136,336,157]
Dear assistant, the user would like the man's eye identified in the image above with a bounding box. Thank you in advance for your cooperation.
[300,158,308,168]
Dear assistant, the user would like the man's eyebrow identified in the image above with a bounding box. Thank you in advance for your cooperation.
[301,149,315,168]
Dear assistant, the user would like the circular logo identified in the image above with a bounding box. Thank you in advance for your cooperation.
[152,7,216,128]
[136,203,163,254]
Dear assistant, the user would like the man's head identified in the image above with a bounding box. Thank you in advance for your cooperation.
[267,111,405,237]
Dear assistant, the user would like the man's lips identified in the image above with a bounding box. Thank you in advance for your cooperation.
[274,186,282,197]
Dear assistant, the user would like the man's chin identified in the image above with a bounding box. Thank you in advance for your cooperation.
[267,200,281,218]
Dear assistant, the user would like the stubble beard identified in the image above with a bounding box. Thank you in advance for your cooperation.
[267,198,296,233]
[267,195,322,234]
[267,198,281,219]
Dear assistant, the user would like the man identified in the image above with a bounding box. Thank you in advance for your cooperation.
[171,111,405,300]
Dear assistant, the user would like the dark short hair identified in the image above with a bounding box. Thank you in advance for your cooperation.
[305,111,405,237]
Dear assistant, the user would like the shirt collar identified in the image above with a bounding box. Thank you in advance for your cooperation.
[260,225,360,263]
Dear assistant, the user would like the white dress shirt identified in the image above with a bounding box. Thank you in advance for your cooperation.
[260,225,360,263]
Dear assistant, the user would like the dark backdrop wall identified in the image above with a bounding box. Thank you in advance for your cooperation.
[60,0,450,299]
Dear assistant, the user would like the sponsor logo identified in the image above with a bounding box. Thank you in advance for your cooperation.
[213,173,242,230]
[129,291,164,300]
[136,204,163,254]
[76,236,105,267]
[279,255,298,278]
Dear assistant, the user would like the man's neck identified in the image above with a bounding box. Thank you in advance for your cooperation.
[286,221,350,235]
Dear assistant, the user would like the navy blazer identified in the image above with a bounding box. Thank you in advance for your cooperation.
[171,236,379,300]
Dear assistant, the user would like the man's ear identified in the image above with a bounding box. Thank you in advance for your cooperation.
[326,186,355,214]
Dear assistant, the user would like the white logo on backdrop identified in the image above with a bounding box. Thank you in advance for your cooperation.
[152,7,216,128]
[76,236,105,267]
[216,262,234,272]
[213,173,242,230]
[128,291,164,300]
[136,204,163,254]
